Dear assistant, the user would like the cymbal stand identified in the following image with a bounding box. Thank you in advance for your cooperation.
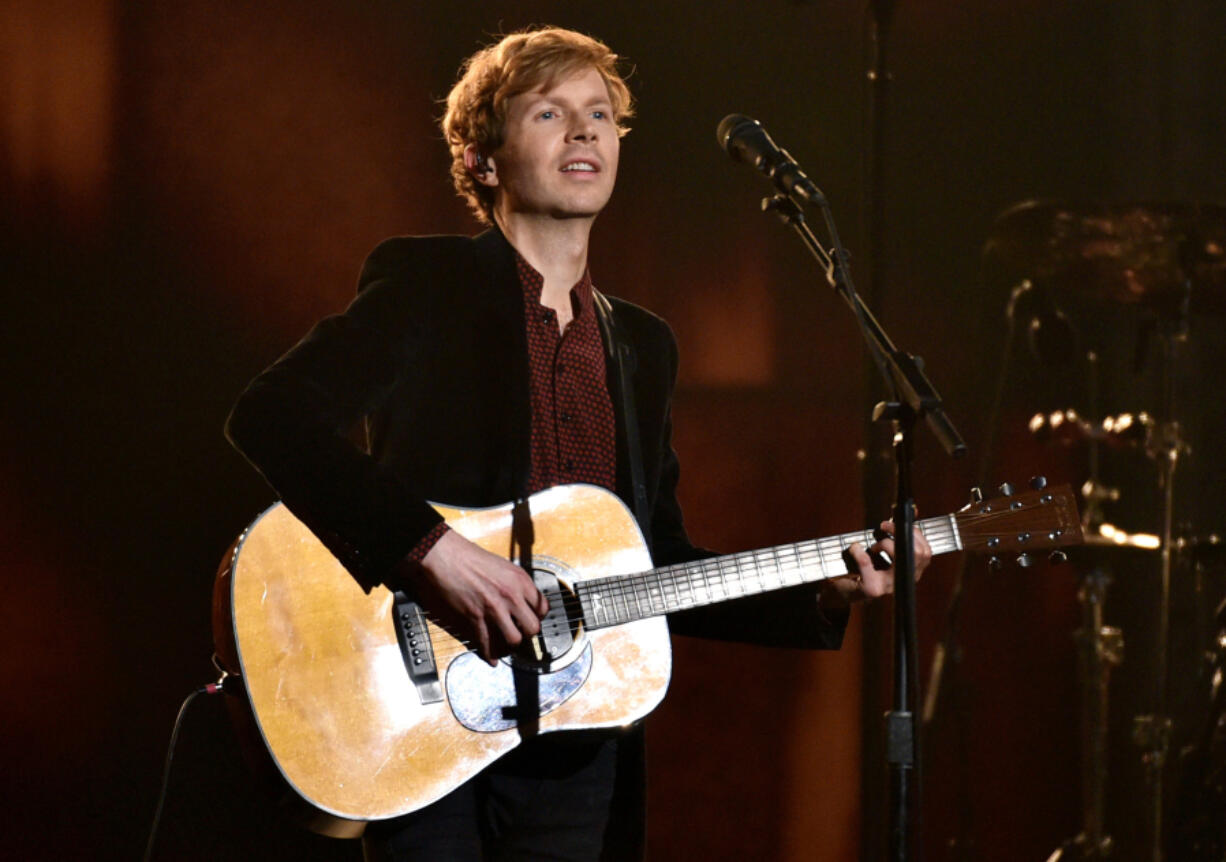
[1080,351,1122,858]
[1079,565,1124,859]
[1132,301,1191,862]
[1047,350,1122,862]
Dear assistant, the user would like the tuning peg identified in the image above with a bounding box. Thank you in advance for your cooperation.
[998,482,1015,497]
[1029,475,1048,490]
[1017,552,1034,568]
[987,556,1003,572]
[1049,549,1068,565]
[969,486,984,504]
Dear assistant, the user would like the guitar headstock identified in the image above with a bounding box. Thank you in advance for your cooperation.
[955,477,1083,568]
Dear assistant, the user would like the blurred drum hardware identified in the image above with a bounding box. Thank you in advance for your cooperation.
[1167,596,1226,861]
[986,201,1226,862]
[982,201,1226,318]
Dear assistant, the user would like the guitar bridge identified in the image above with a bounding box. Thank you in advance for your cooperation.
[392,592,443,704]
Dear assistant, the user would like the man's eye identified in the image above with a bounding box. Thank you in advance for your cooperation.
[592,110,607,120]
[539,110,556,120]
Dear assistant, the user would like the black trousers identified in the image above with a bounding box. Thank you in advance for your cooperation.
[362,735,619,862]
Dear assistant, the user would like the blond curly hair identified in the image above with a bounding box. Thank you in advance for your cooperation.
[441,27,635,224]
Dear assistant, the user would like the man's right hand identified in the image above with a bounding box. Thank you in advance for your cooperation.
[410,530,549,665]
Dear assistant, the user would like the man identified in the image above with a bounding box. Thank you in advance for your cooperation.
[226,26,929,862]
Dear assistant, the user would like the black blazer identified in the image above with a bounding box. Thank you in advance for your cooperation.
[226,227,846,647]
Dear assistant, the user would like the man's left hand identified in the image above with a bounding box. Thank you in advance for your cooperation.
[820,521,932,608]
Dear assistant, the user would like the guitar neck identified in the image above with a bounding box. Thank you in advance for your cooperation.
[575,515,961,630]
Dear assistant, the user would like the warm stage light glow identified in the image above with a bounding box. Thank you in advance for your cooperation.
[1096,522,1161,550]
[0,0,115,218]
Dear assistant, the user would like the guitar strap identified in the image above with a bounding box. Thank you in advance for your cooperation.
[592,290,652,550]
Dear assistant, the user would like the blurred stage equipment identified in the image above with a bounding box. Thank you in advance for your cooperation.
[1167,597,1226,860]
[982,201,1226,317]
[989,200,1226,861]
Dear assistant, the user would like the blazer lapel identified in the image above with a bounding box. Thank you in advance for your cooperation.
[472,228,532,500]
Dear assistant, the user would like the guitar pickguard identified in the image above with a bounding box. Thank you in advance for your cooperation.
[446,643,594,732]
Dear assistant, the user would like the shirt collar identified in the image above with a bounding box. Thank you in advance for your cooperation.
[513,251,595,318]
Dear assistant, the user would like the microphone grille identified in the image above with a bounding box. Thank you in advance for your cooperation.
[716,114,756,151]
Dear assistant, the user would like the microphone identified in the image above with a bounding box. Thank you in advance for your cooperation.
[716,114,824,204]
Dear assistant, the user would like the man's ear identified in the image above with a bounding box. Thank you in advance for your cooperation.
[463,145,499,187]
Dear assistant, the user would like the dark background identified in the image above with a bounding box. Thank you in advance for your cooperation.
[4,1,1224,860]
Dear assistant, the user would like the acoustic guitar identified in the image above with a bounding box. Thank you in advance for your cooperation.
[212,480,1081,835]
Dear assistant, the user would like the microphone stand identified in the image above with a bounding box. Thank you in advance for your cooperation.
[760,190,966,862]
[862,4,900,858]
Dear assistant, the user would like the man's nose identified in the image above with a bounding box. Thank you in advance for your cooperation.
[567,116,596,141]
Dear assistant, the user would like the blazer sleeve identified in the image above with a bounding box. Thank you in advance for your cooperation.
[637,317,850,650]
[225,238,448,591]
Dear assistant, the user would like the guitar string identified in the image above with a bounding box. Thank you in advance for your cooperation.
[422,498,1056,629]
[421,500,1061,661]
[420,527,877,661]
[420,530,887,661]
[418,516,971,660]
[428,518,964,654]
[574,514,967,619]
[420,586,591,662]
[576,500,1061,628]
[576,517,962,623]
[418,499,1070,658]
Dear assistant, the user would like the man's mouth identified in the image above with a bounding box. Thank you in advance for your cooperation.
[561,161,599,173]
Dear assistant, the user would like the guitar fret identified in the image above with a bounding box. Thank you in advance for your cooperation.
[800,540,822,581]
[662,567,678,610]
[640,573,656,616]
[779,545,800,586]
[744,550,762,592]
[625,578,640,622]
[666,565,683,611]
[705,557,719,603]
[705,558,720,603]
[731,554,747,597]
[694,559,709,606]
[614,577,630,625]
[579,584,603,628]
[721,553,739,598]
[627,575,643,620]
[724,554,740,599]
[750,549,769,591]
[750,551,767,594]
[818,536,838,576]
[742,552,757,594]
[793,541,813,582]
[795,543,810,581]
[811,542,824,579]
[715,557,732,601]
[783,542,800,584]
[645,571,661,615]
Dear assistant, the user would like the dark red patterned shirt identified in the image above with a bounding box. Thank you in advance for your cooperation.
[516,253,617,495]
[404,253,617,563]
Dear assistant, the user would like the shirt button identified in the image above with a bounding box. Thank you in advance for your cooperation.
[560,412,572,422]
[564,459,575,471]
[557,363,567,374]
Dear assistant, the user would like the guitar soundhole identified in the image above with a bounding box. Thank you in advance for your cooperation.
[510,568,581,674]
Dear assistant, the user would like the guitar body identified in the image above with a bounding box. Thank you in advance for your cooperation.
[214,484,667,832]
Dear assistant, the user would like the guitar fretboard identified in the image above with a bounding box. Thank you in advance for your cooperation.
[575,515,960,630]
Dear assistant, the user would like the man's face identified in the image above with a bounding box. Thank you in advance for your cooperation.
[489,67,620,221]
